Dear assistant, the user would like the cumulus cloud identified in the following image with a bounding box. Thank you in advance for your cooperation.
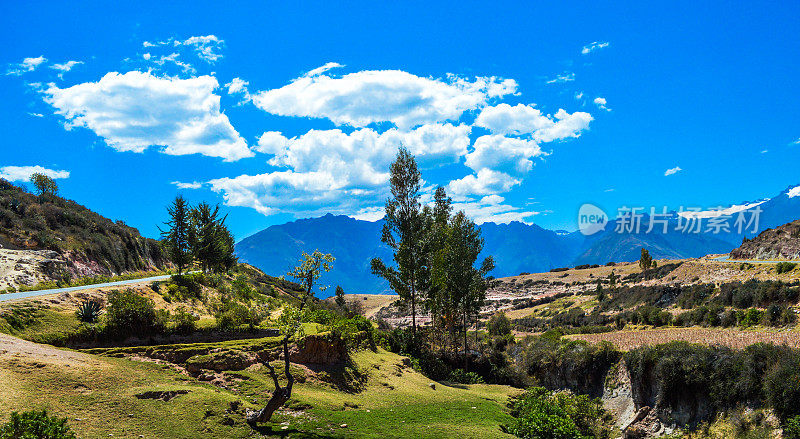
[593,97,610,111]
[664,166,683,176]
[208,170,368,216]
[447,169,521,198]
[475,104,592,140]
[50,60,83,78]
[546,72,575,84]
[464,135,544,175]
[251,67,517,129]
[171,181,204,189]
[0,165,70,182]
[6,56,47,76]
[255,123,470,186]
[581,41,610,55]
[453,195,538,224]
[43,71,253,161]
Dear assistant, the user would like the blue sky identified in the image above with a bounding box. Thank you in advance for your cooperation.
[1,1,798,241]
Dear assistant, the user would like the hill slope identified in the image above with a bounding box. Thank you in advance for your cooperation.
[0,178,167,282]
[730,219,800,260]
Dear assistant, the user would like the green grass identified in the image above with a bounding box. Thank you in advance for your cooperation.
[0,339,519,438]
[0,306,81,344]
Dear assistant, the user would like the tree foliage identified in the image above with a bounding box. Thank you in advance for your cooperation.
[29,173,58,197]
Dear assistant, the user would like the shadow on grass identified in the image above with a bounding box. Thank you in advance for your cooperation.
[249,424,342,438]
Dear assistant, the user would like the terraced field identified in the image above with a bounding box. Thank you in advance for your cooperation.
[566,327,800,350]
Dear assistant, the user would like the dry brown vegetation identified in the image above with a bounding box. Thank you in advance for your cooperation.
[566,327,800,350]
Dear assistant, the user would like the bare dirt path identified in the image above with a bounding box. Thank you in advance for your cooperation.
[0,332,103,368]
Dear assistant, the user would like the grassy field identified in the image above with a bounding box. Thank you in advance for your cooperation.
[566,326,800,350]
[0,333,518,439]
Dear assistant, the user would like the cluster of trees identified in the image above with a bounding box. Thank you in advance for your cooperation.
[160,196,237,275]
[371,148,494,357]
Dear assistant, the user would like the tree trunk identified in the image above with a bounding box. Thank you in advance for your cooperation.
[463,310,468,371]
[246,338,295,424]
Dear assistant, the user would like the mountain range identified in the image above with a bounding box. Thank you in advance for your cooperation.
[236,185,800,296]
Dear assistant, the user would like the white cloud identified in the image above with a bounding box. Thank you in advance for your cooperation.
[447,169,521,198]
[575,91,584,100]
[255,123,470,186]
[208,170,365,216]
[453,195,538,224]
[761,149,769,154]
[28,112,44,118]
[792,138,800,145]
[225,77,250,103]
[183,35,224,63]
[152,53,196,74]
[788,186,800,198]
[0,165,70,182]
[43,70,253,161]
[142,53,152,61]
[464,135,544,175]
[664,166,682,176]
[143,35,224,63]
[251,67,517,129]
[305,62,344,77]
[546,72,575,84]
[171,181,203,189]
[6,56,47,76]
[50,60,83,78]
[581,41,610,55]
[352,205,385,221]
[593,97,610,111]
[475,104,592,140]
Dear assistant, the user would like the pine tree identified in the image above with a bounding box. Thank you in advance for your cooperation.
[335,285,346,308]
[160,196,193,275]
[639,248,653,280]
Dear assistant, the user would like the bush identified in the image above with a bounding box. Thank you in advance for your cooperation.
[172,307,197,334]
[487,312,512,336]
[776,262,797,274]
[785,415,800,439]
[448,368,484,384]
[0,410,76,439]
[105,289,160,338]
[503,387,611,439]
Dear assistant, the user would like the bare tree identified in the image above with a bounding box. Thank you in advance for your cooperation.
[246,250,334,424]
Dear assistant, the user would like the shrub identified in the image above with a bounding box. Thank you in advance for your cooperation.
[503,387,611,439]
[487,312,512,336]
[105,289,160,338]
[776,262,797,274]
[785,415,800,439]
[172,307,197,334]
[448,369,484,384]
[75,300,102,323]
[0,410,76,439]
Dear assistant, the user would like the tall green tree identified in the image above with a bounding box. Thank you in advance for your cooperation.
[29,173,58,196]
[246,250,334,424]
[639,248,653,280]
[334,285,346,308]
[160,195,193,275]
[188,202,237,273]
[371,147,428,341]
[443,211,494,366]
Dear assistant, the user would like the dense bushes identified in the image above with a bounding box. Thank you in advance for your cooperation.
[503,387,611,439]
[624,342,800,425]
[516,333,620,397]
[0,410,76,439]
[776,262,797,274]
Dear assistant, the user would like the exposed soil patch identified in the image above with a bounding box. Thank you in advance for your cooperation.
[135,390,190,401]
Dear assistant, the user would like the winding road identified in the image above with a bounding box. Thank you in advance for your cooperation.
[0,273,178,302]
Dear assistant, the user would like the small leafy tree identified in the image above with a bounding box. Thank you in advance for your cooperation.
[160,195,193,275]
[487,312,511,336]
[30,173,58,196]
[246,250,334,424]
[0,410,76,439]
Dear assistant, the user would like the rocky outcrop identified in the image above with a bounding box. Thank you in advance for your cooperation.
[0,249,70,289]
[288,333,346,364]
[731,219,800,260]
